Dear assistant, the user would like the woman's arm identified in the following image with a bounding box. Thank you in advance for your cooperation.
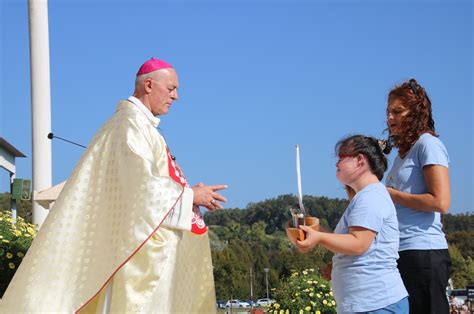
[387,165,450,214]
[296,226,376,256]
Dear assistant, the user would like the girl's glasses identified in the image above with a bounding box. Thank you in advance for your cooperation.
[336,154,353,165]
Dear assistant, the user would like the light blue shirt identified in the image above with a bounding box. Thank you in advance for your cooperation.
[332,182,407,313]
[386,133,449,251]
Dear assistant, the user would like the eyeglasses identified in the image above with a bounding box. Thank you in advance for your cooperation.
[336,154,354,164]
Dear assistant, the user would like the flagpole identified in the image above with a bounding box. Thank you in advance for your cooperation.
[28,0,52,227]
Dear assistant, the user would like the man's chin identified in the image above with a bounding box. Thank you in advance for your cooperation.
[156,109,169,116]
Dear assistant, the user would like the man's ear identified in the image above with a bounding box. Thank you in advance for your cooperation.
[143,78,153,93]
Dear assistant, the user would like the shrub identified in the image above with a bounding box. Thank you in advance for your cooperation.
[0,211,37,297]
[267,268,336,314]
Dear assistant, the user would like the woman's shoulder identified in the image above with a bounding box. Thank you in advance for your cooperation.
[415,133,448,152]
[412,133,449,165]
[416,132,446,148]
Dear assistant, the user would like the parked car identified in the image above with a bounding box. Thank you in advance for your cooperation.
[256,298,274,306]
[225,299,251,308]
[216,300,226,309]
[243,299,258,307]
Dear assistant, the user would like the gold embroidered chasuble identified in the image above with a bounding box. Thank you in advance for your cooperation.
[0,100,216,313]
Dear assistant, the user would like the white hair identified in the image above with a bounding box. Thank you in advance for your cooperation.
[135,72,155,89]
[134,69,171,93]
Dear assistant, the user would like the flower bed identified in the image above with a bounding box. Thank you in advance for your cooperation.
[0,211,37,297]
[267,268,336,314]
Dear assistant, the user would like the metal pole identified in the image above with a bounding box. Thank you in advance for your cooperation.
[264,268,269,299]
[9,172,17,222]
[28,0,52,227]
[250,267,254,308]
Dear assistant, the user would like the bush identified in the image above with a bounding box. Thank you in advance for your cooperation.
[0,211,37,297]
[267,268,336,314]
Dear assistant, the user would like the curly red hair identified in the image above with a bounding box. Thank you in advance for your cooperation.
[387,78,437,157]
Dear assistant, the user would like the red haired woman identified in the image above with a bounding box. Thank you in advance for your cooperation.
[386,78,451,314]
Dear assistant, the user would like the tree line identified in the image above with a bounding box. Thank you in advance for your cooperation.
[205,194,474,300]
[0,192,473,300]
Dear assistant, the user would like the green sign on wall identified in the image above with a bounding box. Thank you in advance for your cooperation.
[12,179,31,201]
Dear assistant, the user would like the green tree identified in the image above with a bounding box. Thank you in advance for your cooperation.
[443,213,474,233]
[448,244,474,288]
[446,231,474,260]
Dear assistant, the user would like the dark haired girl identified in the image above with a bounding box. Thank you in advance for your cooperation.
[296,135,408,314]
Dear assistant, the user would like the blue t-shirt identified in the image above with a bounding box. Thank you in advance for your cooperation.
[331,182,408,313]
[386,133,449,251]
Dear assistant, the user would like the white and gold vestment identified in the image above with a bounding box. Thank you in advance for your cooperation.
[0,99,216,313]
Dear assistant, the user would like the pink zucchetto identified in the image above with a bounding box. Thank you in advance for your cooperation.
[136,58,173,76]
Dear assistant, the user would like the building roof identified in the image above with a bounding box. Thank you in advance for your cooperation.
[0,137,26,158]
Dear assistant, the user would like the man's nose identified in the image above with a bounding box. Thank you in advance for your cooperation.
[171,90,179,101]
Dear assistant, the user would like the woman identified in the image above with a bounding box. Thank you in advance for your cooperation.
[296,135,408,314]
[386,78,451,314]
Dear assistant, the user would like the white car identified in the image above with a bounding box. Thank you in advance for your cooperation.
[225,299,251,308]
[256,298,274,306]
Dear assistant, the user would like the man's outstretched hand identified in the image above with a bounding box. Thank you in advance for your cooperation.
[192,182,228,211]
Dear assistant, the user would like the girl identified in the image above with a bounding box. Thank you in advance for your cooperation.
[296,135,408,314]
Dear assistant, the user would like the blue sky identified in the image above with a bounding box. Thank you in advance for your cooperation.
[1,0,472,214]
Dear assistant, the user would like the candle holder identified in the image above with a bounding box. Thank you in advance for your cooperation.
[285,215,320,245]
[285,145,320,245]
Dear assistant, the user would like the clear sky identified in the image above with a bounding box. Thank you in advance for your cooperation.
[1,0,472,214]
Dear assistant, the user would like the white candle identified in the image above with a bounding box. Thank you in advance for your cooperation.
[295,144,306,216]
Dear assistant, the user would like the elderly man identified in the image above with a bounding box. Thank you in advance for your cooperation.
[1,58,226,313]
